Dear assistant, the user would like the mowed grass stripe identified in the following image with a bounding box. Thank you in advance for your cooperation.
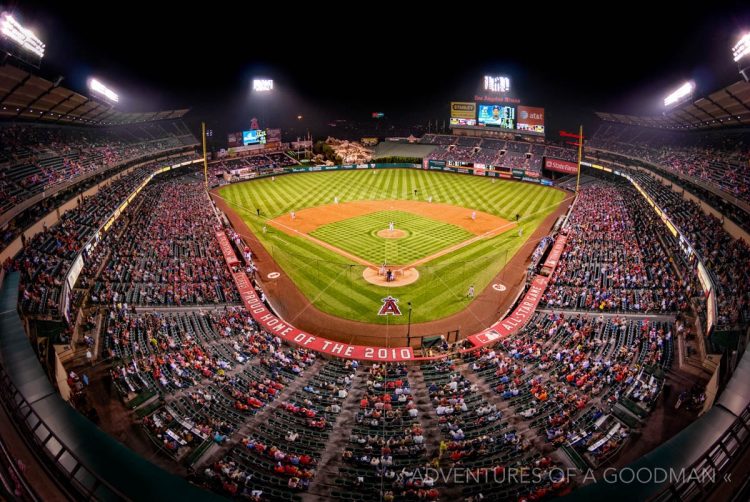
[310,210,472,264]
[219,169,566,324]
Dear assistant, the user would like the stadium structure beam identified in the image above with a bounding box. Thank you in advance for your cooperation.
[663,116,687,129]
[0,72,30,108]
[95,109,118,124]
[48,92,78,121]
[694,99,732,125]
[722,88,750,116]
[78,101,109,120]
[22,82,56,119]
[685,104,716,123]
[62,100,91,121]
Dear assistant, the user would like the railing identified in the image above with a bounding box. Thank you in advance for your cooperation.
[651,403,750,501]
[0,363,125,500]
[0,432,37,501]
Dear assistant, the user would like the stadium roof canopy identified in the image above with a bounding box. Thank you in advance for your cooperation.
[0,64,189,125]
[596,80,750,131]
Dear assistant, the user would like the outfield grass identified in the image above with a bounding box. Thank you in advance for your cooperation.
[310,210,473,265]
[218,169,567,324]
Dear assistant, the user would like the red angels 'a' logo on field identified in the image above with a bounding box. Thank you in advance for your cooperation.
[378,296,402,316]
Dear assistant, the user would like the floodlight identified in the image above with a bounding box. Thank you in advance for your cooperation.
[732,33,750,62]
[483,76,510,93]
[253,79,273,92]
[0,12,45,58]
[88,78,119,103]
[733,33,750,82]
[664,82,694,108]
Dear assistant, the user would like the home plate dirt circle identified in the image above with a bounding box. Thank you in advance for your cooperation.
[363,267,420,287]
[376,229,407,239]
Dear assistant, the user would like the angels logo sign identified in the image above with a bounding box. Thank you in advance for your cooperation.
[378,296,402,316]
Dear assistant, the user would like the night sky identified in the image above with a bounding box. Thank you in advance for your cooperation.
[5,1,750,142]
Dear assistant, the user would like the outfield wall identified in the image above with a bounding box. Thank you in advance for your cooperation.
[228,161,555,186]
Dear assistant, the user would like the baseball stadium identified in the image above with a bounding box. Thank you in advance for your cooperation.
[1,5,750,502]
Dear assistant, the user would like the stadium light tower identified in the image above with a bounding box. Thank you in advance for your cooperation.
[663,81,694,109]
[0,11,45,68]
[733,32,750,82]
[88,78,119,104]
[251,78,274,129]
[252,79,273,92]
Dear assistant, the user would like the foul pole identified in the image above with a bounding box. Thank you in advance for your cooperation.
[202,122,208,190]
[575,124,583,193]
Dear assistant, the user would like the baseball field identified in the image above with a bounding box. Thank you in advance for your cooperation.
[217,169,567,324]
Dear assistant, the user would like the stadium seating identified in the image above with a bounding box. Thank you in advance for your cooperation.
[617,169,750,328]
[420,135,575,174]
[92,179,239,306]
[0,121,196,216]
[590,123,750,204]
[466,311,672,468]
[1,124,717,502]
[542,181,689,313]
[12,155,198,316]
[211,151,298,179]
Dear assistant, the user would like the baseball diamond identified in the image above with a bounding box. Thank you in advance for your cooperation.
[216,169,567,324]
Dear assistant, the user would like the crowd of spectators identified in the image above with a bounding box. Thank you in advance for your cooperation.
[0,121,197,215]
[92,179,239,306]
[1,153,200,252]
[468,310,672,468]
[621,170,750,328]
[542,182,688,313]
[421,135,576,173]
[201,358,356,499]
[211,152,298,180]
[589,123,750,204]
[421,359,569,501]
[8,157,191,316]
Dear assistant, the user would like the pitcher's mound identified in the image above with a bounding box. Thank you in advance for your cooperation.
[377,229,407,239]
[363,267,419,287]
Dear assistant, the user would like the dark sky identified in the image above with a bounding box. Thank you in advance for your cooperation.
[5,1,750,141]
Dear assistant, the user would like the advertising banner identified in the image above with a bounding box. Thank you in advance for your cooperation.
[467,275,549,348]
[516,106,545,134]
[545,158,578,174]
[266,128,282,143]
[450,102,476,119]
[450,118,477,126]
[216,231,240,267]
[542,234,567,271]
